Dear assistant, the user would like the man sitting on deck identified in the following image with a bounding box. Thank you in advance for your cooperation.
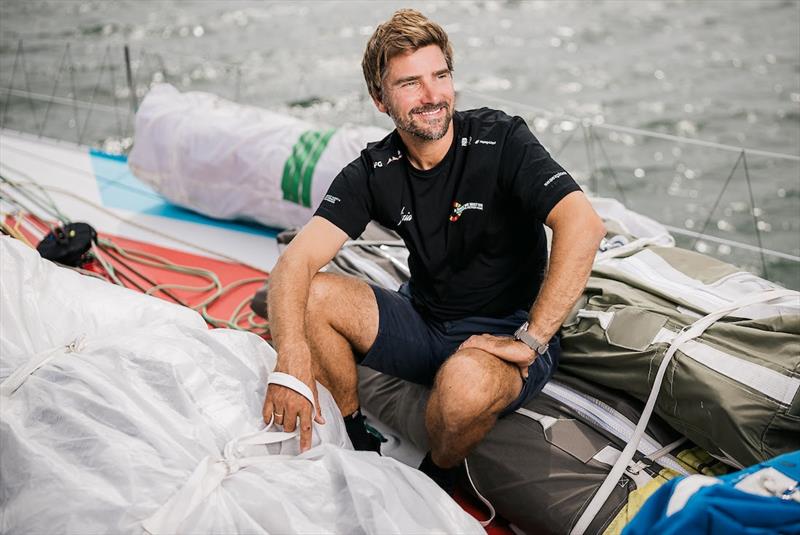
[262,9,605,491]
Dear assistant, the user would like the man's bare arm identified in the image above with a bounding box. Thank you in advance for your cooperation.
[262,216,349,450]
[461,191,605,375]
[528,191,605,342]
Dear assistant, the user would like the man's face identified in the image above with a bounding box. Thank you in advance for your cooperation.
[376,45,455,141]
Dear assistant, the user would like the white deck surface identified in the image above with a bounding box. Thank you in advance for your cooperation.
[0,129,281,271]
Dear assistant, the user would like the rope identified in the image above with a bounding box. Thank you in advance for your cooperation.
[2,177,268,271]
[98,240,191,306]
[0,153,165,204]
[0,172,69,223]
[2,176,270,334]
[98,236,268,332]
[0,216,32,246]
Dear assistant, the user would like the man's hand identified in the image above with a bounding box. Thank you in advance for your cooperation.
[459,334,537,379]
[262,346,325,452]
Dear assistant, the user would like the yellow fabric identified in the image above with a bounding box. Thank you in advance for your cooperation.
[602,468,677,535]
[676,447,732,476]
[601,448,733,535]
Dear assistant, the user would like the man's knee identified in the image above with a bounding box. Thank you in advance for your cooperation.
[306,272,379,353]
[306,272,338,317]
[432,348,521,423]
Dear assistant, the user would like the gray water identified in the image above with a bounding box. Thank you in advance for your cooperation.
[1,0,799,288]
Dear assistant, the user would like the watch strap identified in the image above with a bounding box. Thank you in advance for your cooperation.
[514,321,549,355]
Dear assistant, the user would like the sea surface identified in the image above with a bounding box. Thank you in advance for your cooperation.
[1,0,799,288]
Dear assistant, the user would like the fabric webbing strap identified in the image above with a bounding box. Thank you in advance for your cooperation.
[141,427,298,534]
[515,407,559,431]
[463,458,496,528]
[575,309,614,330]
[594,235,672,262]
[267,371,316,412]
[142,371,313,532]
[0,334,86,399]
[650,328,799,404]
[569,288,796,535]
[578,307,800,405]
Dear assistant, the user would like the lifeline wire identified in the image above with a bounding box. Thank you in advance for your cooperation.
[2,129,796,267]
[7,40,799,161]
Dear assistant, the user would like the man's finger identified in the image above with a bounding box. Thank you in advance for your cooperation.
[312,384,325,425]
[299,406,313,452]
[517,356,537,379]
[273,409,285,426]
[283,405,298,432]
[518,362,530,379]
[460,334,487,351]
[262,398,273,424]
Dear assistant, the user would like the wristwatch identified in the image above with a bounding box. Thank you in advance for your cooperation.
[513,321,549,356]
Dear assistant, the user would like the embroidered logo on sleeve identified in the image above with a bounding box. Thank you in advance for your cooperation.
[544,171,567,187]
[323,194,341,204]
[449,201,484,222]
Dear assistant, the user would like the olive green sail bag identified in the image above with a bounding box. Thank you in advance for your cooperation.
[560,245,800,469]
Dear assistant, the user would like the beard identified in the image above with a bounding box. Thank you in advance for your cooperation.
[385,100,453,141]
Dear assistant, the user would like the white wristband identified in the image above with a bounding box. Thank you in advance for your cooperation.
[267,372,315,411]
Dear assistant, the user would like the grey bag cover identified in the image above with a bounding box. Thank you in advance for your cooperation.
[358,367,725,535]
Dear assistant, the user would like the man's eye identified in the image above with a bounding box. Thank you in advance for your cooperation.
[438,72,450,79]
[402,81,417,88]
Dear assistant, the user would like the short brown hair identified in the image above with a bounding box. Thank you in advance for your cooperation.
[361,9,454,102]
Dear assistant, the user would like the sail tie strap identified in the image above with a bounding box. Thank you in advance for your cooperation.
[142,425,298,534]
[0,334,87,398]
[569,288,796,535]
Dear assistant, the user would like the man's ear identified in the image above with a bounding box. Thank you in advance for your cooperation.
[372,94,388,114]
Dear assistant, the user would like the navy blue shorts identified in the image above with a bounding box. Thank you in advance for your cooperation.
[359,283,560,417]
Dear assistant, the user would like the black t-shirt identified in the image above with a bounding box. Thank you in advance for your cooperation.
[315,107,581,321]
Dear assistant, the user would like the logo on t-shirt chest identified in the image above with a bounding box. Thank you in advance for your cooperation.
[449,200,484,222]
[396,206,413,226]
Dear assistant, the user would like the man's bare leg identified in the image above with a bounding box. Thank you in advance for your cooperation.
[303,272,379,415]
[425,348,523,468]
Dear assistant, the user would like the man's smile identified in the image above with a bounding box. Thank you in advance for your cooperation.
[415,106,446,118]
[411,104,447,118]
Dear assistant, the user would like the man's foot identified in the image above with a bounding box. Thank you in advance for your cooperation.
[343,408,384,453]
[418,451,457,495]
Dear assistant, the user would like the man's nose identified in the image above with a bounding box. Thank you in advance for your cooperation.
[419,78,437,104]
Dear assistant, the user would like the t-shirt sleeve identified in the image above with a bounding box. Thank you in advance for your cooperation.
[313,155,373,239]
[500,116,582,222]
